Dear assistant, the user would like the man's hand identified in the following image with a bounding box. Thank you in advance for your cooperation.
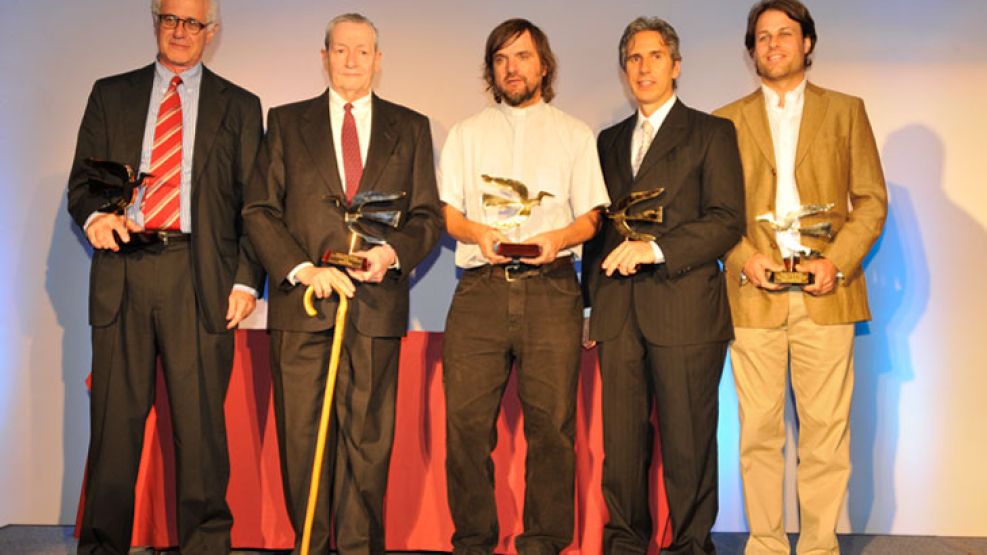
[742,252,784,290]
[475,225,512,265]
[86,213,142,251]
[799,257,838,295]
[296,265,355,299]
[348,244,397,283]
[226,289,257,330]
[601,240,656,277]
[582,316,596,350]
[519,230,564,265]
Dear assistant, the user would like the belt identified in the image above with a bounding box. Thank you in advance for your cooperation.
[136,230,192,246]
[466,256,573,282]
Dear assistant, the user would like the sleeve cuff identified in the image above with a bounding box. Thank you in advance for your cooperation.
[650,241,665,264]
[232,284,259,298]
[287,262,315,286]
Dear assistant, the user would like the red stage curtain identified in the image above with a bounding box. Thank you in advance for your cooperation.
[77,330,672,553]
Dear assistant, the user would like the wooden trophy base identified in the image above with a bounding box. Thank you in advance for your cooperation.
[495,243,541,259]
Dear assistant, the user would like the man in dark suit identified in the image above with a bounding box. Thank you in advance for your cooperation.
[582,17,745,555]
[67,0,264,553]
[243,13,441,555]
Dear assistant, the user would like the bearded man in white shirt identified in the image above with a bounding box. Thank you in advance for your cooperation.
[714,1,888,553]
[438,18,610,555]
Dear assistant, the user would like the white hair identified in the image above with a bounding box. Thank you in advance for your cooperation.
[151,0,220,24]
[324,13,379,51]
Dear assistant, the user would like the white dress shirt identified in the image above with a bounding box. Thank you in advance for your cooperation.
[763,79,807,258]
[439,100,610,269]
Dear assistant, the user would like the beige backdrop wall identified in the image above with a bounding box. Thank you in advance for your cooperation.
[1,0,985,537]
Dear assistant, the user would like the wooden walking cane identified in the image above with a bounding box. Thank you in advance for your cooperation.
[299,284,349,555]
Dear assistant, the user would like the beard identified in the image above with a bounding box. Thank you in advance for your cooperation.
[496,76,541,107]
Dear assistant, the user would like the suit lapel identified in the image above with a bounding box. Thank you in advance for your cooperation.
[192,67,227,189]
[634,99,687,188]
[741,90,776,172]
[300,90,345,197]
[612,115,636,196]
[359,95,398,193]
[795,82,829,168]
[118,65,156,167]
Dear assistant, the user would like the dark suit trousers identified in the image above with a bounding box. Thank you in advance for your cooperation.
[597,310,726,555]
[270,327,400,555]
[442,262,583,555]
[78,242,234,555]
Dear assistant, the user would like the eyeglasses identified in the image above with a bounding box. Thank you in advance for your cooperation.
[156,14,210,34]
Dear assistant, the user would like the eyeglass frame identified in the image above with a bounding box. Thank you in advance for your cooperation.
[155,13,212,34]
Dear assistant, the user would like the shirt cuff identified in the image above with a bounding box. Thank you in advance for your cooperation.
[650,241,665,264]
[287,262,315,286]
[232,284,259,298]
[83,211,102,231]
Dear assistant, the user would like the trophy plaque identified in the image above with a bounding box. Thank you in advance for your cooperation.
[480,174,554,259]
[756,203,835,286]
[319,191,407,271]
[606,187,666,241]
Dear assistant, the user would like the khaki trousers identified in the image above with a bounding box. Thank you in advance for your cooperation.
[730,291,854,555]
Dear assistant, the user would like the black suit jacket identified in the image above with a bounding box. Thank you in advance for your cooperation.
[67,64,266,334]
[583,100,745,346]
[243,92,441,336]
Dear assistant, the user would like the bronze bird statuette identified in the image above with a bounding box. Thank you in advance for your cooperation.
[480,174,555,230]
[606,188,665,241]
[756,203,835,239]
[84,158,151,214]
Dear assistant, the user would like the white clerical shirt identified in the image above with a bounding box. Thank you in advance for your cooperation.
[439,100,610,269]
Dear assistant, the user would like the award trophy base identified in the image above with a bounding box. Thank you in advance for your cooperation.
[321,250,369,271]
[495,243,541,259]
[767,255,814,286]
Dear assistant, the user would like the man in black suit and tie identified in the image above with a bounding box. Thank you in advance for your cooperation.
[243,13,441,555]
[582,17,745,555]
[67,0,264,553]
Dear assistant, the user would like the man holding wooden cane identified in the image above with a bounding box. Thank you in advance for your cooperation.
[243,13,441,555]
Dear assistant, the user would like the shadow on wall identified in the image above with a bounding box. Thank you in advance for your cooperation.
[849,125,935,531]
[44,188,93,524]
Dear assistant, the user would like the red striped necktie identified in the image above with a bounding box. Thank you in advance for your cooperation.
[342,102,363,202]
[143,75,183,231]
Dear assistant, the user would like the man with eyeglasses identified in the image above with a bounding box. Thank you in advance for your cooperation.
[67,0,264,553]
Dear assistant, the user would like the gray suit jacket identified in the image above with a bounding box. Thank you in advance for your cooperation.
[583,100,745,346]
[67,64,265,334]
[243,92,441,336]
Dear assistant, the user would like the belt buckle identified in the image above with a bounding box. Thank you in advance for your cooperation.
[159,231,171,246]
[504,261,522,282]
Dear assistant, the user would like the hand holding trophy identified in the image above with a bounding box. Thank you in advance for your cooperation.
[755,203,835,286]
[302,191,406,317]
[481,174,554,260]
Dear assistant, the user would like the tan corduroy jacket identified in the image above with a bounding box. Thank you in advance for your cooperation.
[714,82,888,327]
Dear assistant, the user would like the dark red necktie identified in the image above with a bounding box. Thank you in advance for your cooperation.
[143,75,183,230]
[341,102,363,202]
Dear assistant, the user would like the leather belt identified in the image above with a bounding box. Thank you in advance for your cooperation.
[137,230,191,246]
[467,256,573,282]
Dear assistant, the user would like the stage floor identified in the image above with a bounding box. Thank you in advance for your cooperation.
[2,526,985,555]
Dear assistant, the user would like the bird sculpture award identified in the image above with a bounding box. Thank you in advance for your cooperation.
[480,174,554,259]
[755,203,835,285]
[605,187,666,241]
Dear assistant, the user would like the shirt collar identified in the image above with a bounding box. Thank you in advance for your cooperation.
[329,88,373,112]
[154,59,203,90]
[496,98,546,118]
[761,78,807,109]
[637,94,677,131]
